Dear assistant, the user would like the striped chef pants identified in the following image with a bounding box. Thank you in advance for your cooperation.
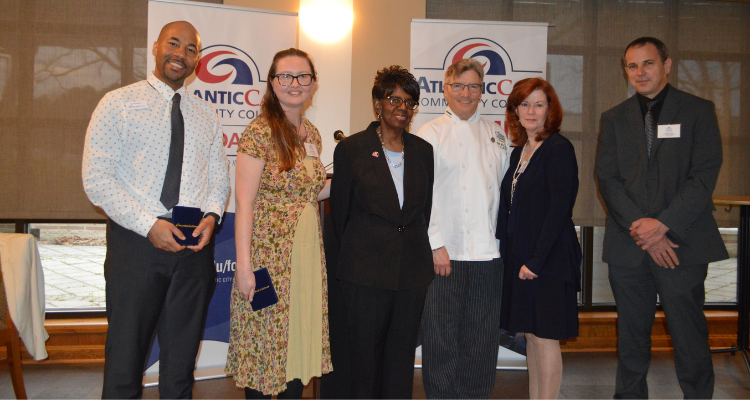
[421,258,503,399]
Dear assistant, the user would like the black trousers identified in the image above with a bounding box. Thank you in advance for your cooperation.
[609,259,713,399]
[101,220,216,399]
[341,281,429,399]
[319,213,354,399]
[421,258,503,399]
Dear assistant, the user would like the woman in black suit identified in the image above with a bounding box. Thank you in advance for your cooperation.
[496,78,582,400]
[329,65,434,399]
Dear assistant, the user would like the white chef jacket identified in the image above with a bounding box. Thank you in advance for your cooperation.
[417,107,511,261]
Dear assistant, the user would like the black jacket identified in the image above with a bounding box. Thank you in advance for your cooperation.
[496,133,582,287]
[595,85,728,267]
[330,121,435,290]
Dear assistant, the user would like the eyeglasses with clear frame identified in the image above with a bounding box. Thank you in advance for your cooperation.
[383,96,419,110]
[447,82,482,93]
[274,73,315,87]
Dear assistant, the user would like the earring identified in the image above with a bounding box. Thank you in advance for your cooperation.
[377,113,381,120]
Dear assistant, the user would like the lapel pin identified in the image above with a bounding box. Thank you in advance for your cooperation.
[372,151,379,158]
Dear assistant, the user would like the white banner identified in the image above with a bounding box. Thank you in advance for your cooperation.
[148,0,297,214]
[410,19,548,135]
[145,0,296,383]
[410,19,548,369]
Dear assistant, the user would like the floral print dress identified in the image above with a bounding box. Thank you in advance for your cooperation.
[226,116,332,395]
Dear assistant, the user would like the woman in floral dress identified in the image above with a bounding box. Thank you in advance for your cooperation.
[226,48,332,399]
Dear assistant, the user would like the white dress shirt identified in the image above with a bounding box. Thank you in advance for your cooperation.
[417,107,511,261]
[82,73,230,237]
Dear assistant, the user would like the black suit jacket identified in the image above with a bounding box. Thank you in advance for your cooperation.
[330,121,435,290]
[496,133,582,287]
[595,85,728,267]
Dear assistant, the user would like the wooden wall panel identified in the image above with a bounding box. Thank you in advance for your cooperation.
[0,313,739,363]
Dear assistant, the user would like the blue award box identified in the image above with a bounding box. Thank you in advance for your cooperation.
[251,267,279,311]
[172,206,202,246]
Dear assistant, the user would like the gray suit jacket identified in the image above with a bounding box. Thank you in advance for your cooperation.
[595,85,728,267]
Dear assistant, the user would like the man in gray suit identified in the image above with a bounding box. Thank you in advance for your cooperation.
[595,37,728,399]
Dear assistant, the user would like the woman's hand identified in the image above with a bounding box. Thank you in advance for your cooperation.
[519,265,538,280]
[236,265,257,302]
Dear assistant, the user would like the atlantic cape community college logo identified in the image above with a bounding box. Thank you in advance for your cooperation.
[413,38,544,121]
[452,42,507,75]
[190,44,265,151]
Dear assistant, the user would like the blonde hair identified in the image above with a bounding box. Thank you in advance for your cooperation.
[445,58,484,82]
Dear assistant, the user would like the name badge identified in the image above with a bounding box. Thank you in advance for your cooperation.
[657,124,681,139]
[126,101,148,110]
[304,142,319,158]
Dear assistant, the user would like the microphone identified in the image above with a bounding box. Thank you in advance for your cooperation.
[333,130,347,142]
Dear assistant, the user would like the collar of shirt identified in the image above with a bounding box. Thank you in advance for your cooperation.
[147,72,188,101]
[444,106,481,123]
[636,83,670,122]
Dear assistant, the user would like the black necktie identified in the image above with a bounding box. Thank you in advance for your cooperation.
[160,93,184,211]
[645,99,658,157]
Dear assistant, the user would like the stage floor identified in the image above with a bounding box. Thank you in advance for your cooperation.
[2,351,748,399]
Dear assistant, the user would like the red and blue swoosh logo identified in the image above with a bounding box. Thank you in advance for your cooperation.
[195,45,255,85]
[414,38,542,76]
[452,43,506,76]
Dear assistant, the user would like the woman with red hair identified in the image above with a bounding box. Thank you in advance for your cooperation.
[496,78,582,399]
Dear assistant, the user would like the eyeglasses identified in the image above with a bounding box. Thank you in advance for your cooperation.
[274,73,314,87]
[383,96,419,110]
[447,83,482,93]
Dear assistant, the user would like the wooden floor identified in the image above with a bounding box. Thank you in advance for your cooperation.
[1,351,749,399]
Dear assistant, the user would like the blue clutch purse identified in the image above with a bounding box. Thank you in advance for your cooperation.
[251,268,279,311]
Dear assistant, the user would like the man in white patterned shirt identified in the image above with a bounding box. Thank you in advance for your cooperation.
[418,59,511,399]
[82,21,229,399]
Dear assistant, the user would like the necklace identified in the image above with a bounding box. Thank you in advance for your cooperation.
[510,140,541,206]
[377,126,405,168]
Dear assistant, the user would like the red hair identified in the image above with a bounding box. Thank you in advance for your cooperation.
[505,78,563,146]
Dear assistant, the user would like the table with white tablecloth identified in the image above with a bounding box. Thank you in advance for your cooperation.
[0,233,49,360]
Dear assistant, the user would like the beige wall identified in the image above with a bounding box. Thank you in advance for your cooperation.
[349,0,426,135]
[298,0,354,165]
[225,0,426,138]
[224,0,300,43]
